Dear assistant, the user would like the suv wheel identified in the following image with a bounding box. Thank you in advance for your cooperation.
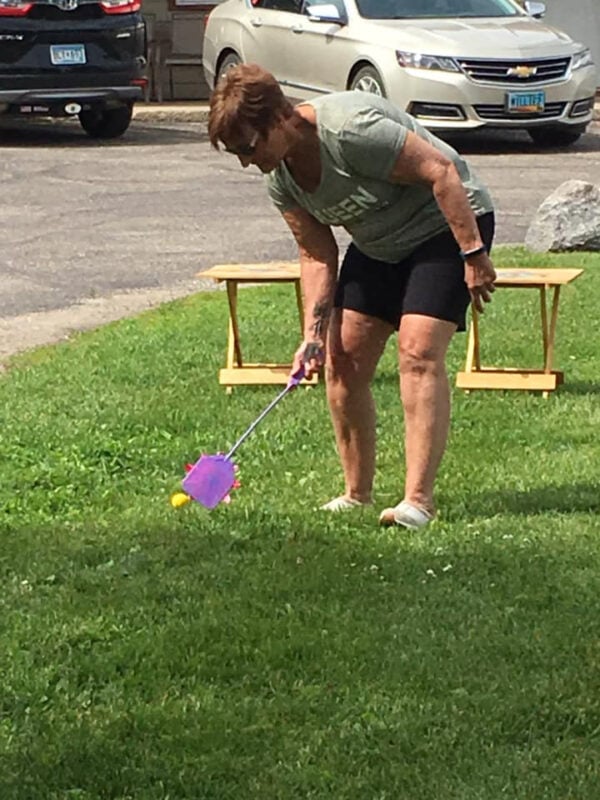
[350,66,386,97]
[528,124,586,148]
[79,104,133,139]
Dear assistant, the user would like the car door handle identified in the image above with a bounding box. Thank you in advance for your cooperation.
[250,17,263,27]
[291,24,304,34]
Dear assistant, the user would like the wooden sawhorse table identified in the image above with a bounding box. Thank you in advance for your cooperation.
[200,262,318,389]
[456,268,583,396]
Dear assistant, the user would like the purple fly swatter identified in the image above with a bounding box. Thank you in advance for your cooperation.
[182,367,305,509]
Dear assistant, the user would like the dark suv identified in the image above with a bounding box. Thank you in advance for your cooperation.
[0,0,146,138]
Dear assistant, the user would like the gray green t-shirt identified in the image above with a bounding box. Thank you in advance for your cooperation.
[266,92,494,263]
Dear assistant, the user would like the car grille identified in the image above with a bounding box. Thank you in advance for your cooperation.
[474,102,567,120]
[459,57,570,85]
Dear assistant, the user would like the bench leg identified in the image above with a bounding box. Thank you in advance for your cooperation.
[545,286,561,371]
[225,279,243,366]
[465,305,481,371]
[541,285,561,398]
[540,285,548,363]
[462,305,481,393]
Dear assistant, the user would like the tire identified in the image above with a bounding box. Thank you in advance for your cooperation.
[349,65,386,97]
[79,104,133,139]
[218,52,242,84]
[527,125,586,148]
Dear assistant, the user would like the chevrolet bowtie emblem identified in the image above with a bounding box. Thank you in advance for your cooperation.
[508,65,537,79]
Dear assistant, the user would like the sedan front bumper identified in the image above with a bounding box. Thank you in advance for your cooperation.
[384,60,597,131]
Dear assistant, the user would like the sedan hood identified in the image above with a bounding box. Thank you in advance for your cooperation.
[363,16,581,58]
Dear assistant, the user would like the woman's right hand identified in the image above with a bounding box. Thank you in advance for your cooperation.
[292,339,325,380]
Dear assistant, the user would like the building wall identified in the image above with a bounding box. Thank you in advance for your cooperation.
[142,1,215,101]
[540,0,600,84]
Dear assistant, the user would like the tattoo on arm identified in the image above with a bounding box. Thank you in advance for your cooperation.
[311,302,330,339]
[303,342,324,362]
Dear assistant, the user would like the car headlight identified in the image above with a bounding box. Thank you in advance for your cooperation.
[396,51,460,72]
[571,48,594,71]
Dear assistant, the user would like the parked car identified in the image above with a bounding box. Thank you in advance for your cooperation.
[0,0,146,139]
[203,0,597,147]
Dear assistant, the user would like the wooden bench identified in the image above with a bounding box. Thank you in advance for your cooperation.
[456,268,583,396]
[199,262,318,389]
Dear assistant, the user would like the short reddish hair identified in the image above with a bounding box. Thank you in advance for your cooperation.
[208,63,294,148]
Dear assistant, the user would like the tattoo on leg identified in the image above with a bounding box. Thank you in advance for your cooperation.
[311,302,330,339]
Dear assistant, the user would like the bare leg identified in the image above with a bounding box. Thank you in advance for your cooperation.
[397,314,457,515]
[325,309,393,503]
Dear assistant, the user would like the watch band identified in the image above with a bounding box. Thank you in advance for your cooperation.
[460,244,487,259]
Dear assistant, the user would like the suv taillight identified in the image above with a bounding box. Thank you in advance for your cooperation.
[100,0,141,13]
[0,0,32,16]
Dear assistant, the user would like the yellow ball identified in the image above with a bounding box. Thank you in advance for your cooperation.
[170,492,191,509]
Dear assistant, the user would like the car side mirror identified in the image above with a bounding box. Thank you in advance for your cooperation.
[306,4,347,25]
[524,1,546,18]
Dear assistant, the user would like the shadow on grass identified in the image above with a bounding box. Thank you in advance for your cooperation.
[1,516,599,799]
[472,482,600,517]
[556,380,600,396]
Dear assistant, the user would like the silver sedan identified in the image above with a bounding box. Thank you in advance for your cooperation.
[203,0,597,147]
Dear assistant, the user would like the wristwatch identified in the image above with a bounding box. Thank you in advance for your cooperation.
[459,244,487,259]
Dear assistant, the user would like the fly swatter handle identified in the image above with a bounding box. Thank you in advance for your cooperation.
[287,365,305,388]
[225,366,306,460]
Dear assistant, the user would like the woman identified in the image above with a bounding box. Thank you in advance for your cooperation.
[208,64,496,529]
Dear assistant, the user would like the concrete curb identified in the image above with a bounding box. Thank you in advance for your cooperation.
[133,103,209,124]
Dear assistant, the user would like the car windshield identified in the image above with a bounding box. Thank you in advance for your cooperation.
[355,0,522,19]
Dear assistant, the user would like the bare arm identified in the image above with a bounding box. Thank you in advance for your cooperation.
[282,206,339,376]
[389,131,496,312]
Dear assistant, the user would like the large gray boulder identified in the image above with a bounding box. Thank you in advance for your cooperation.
[525,180,600,252]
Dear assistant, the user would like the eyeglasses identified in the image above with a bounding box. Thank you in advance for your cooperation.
[223,131,260,157]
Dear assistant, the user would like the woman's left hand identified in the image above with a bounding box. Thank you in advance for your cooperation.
[464,253,496,313]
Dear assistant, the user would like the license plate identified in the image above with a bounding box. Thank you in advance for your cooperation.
[50,44,86,66]
[506,90,545,113]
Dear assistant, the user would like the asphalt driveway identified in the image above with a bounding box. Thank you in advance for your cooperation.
[1,115,599,362]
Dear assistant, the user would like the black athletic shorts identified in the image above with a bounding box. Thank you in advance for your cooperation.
[334,211,495,332]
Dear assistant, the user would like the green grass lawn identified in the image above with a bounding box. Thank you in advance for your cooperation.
[1,247,599,800]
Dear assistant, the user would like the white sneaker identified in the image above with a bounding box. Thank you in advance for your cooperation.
[379,500,434,529]
[320,496,368,512]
